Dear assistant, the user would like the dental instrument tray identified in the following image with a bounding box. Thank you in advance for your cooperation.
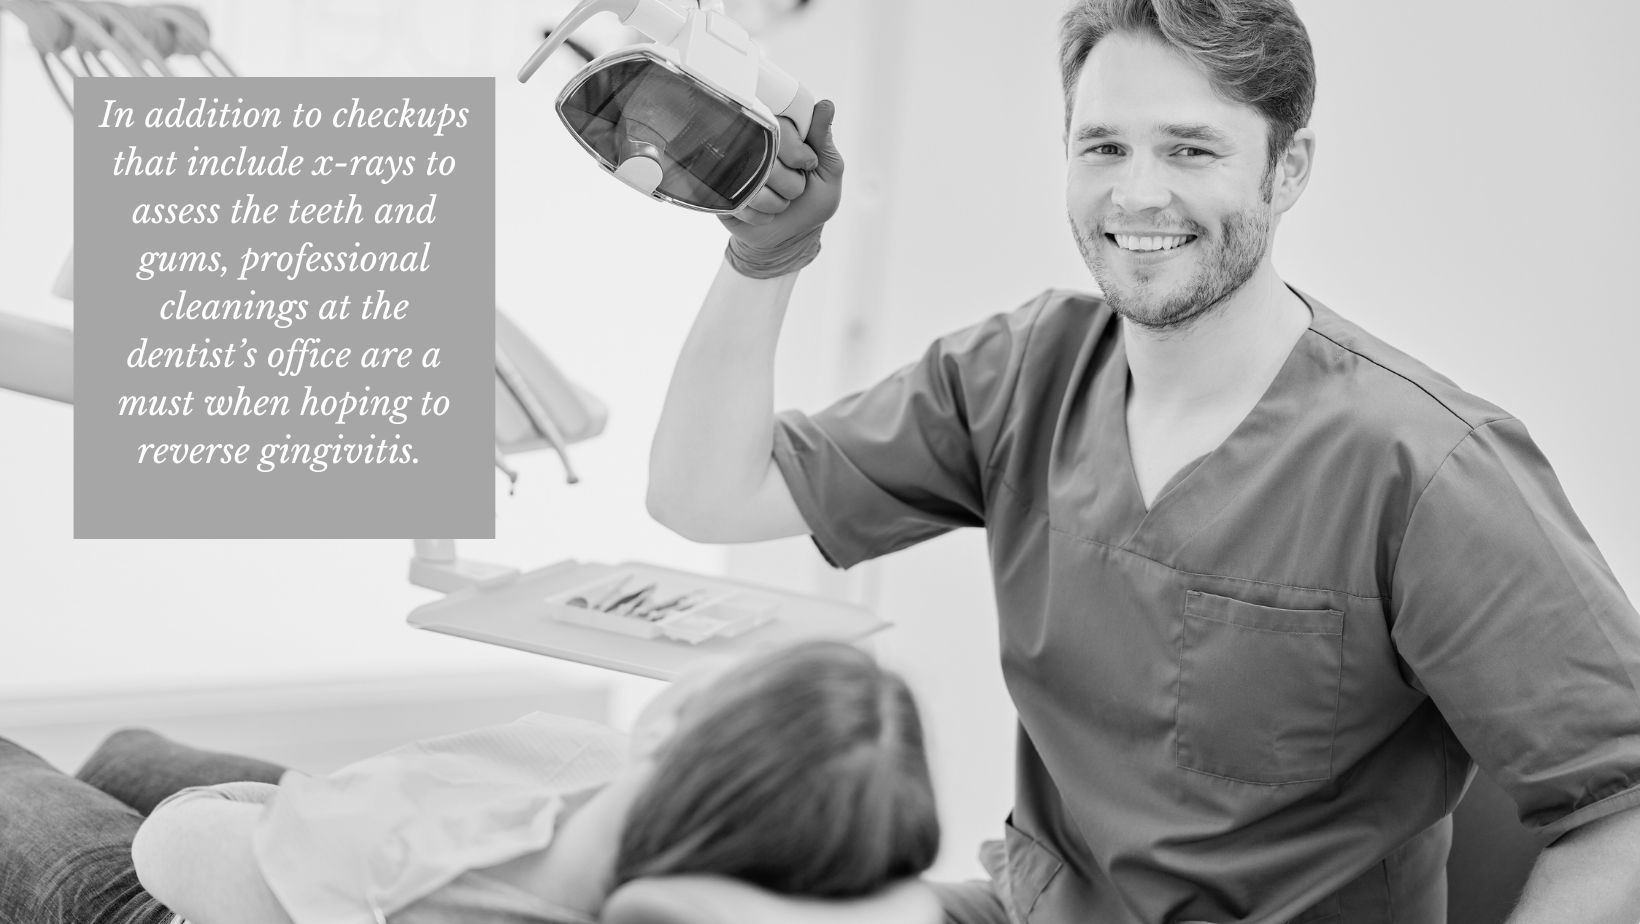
[408,560,889,680]
[543,571,777,644]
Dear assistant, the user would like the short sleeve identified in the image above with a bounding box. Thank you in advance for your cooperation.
[772,294,1045,570]
[1391,417,1640,842]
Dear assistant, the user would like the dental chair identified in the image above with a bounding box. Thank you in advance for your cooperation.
[602,877,941,924]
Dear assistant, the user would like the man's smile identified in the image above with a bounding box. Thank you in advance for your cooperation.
[1106,232,1198,253]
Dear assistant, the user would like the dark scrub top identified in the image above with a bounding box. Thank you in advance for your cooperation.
[770,289,1640,924]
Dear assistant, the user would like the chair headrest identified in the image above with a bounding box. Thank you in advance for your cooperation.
[601,876,942,924]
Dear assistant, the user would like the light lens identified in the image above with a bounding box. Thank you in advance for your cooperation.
[560,55,775,212]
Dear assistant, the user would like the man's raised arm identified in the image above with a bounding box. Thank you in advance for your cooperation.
[646,101,844,544]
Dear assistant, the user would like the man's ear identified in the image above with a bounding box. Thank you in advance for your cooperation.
[1271,127,1316,214]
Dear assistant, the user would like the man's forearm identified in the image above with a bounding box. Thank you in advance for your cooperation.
[1504,805,1640,924]
[647,258,798,539]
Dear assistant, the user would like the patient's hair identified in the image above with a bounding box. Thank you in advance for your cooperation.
[1058,0,1316,181]
[613,641,939,897]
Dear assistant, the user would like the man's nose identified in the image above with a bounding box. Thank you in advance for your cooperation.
[1111,157,1171,213]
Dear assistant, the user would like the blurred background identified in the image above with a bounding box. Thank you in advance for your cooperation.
[1,0,1636,880]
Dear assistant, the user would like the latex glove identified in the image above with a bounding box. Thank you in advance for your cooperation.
[722,99,844,278]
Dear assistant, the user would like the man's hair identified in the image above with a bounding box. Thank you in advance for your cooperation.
[1058,0,1316,179]
[613,640,940,897]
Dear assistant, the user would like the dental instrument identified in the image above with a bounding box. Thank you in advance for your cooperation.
[48,0,147,80]
[87,2,175,76]
[0,0,75,110]
[147,3,237,76]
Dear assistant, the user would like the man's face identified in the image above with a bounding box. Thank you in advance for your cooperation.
[1065,31,1280,332]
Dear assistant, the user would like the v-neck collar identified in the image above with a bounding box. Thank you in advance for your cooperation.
[1092,286,1323,559]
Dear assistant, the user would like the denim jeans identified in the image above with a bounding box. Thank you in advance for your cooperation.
[0,729,286,924]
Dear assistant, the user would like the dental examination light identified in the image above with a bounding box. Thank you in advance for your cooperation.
[517,0,815,214]
[536,0,811,65]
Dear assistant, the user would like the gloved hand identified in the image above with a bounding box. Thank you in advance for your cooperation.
[722,99,844,278]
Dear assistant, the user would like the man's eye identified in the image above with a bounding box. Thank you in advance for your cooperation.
[1086,143,1122,156]
[1176,146,1214,158]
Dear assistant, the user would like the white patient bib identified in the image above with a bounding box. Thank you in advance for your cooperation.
[251,712,629,924]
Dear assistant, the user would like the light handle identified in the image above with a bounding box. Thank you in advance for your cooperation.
[518,0,650,83]
[756,59,813,140]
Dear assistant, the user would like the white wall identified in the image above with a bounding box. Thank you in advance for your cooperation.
[1291,0,1640,584]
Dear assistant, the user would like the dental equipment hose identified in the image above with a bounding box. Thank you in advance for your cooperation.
[496,346,581,484]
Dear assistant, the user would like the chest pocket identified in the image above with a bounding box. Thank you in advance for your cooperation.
[1175,591,1345,785]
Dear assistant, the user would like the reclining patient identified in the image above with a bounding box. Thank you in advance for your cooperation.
[0,640,938,924]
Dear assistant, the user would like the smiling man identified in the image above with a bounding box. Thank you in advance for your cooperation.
[646,2,1640,922]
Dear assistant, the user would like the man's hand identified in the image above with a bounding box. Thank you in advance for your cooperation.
[722,100,844,273]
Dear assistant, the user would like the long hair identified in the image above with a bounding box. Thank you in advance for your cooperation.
[613,641,939,897]
[1058,0,1316,180]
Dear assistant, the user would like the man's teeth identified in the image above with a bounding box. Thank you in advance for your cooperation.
[1113,233,1193,252]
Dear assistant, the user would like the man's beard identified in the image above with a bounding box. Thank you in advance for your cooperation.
[1072,206,1270,334]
